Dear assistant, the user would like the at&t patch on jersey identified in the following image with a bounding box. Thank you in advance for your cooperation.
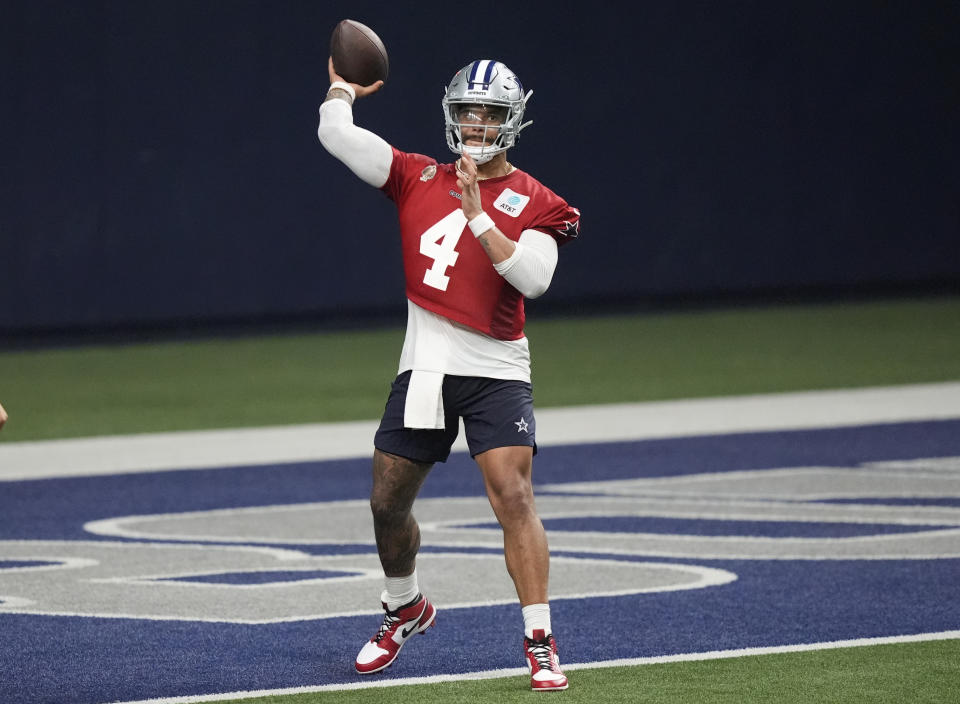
[493,188,530,217]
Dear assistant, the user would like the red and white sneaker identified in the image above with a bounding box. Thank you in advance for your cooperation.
[523,629,568,691]
[355,593,436,674]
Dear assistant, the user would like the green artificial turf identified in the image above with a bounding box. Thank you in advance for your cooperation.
[1,297,958,441]
[217,638,960,704]
[529,296,960,406]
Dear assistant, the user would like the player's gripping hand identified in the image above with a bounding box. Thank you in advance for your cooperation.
[456,151,483,220]
[328,57,384,99]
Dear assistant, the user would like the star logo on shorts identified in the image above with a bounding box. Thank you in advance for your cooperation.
[515,417,529,433]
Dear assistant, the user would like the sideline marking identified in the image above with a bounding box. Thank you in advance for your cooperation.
[113,630,960,704]
[1,382,959,481]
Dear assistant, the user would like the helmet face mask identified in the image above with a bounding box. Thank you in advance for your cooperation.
[443,60,532,164]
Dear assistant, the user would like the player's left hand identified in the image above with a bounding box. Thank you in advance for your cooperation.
[456,152,483,220]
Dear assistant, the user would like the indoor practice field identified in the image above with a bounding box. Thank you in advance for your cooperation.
[1,297,959,703]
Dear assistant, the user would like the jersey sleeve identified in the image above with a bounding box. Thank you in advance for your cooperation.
[380,147,440,204]
[528,189,581,246]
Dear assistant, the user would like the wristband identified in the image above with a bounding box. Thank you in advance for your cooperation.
[467,212,496,238]
[327,80,356,103]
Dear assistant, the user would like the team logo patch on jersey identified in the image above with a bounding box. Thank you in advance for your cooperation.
[493,189,531,217]
[420,165,437,182]
[559,208,581,239]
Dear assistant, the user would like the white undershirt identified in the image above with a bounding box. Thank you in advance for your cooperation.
[317,98,392,187]
[398,299,531,380]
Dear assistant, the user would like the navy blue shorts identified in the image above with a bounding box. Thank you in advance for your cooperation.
[374,371,537,464]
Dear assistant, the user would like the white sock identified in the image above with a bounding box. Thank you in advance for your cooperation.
[522,603,552,639]
[383,571,419,611]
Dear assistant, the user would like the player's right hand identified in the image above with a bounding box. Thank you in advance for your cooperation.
[328,57,384,99]
[456,152,483,220]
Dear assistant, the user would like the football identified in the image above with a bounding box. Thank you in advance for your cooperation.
[330,19,389,86]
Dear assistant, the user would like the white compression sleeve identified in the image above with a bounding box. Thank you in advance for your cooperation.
[493,229,559,299]
[317,98,393,188]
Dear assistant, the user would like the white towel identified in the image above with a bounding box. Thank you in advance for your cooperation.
[403,370,446,429]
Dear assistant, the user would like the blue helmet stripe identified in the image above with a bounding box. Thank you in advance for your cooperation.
[483,60,496,84]
[468,61,483,83]
[468,59,496,88]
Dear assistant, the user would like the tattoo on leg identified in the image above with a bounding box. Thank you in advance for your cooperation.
[371,451,432,577]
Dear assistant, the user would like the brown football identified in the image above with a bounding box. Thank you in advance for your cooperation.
[330,19,389,86]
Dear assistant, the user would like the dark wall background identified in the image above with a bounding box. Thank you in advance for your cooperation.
[2,1,958,335]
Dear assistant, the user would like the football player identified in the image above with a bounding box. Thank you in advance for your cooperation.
[317,57,579,691]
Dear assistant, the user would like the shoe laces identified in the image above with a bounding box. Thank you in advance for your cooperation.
[527,637,557,672]
[373,611,401,644]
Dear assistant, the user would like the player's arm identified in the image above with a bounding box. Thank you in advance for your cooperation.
[456,153,515,263]
[316,57,393,188]
[0,402,7,430]
[455,153,558,299]
[492,230,558,299]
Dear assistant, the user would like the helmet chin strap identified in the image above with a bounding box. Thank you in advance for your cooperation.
[460,143,505,165]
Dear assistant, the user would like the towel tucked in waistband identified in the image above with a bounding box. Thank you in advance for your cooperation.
[403,370,446,429]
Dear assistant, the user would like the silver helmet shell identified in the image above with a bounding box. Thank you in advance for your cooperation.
[442,60,533,164]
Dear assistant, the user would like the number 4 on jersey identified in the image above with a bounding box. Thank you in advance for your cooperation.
[420,210,468,291]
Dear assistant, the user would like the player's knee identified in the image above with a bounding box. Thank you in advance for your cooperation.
[488,481,536,522]
[369,493,410,526]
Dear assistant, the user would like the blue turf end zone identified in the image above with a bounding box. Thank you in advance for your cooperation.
[1,419,959,703]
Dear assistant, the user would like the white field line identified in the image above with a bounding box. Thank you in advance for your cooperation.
[1,382,960,481]
[111,629,960,704]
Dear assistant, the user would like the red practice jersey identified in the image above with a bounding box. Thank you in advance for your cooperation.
[381,147,580,340]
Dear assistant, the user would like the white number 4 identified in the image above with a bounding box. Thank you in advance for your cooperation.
[419,210,467,291]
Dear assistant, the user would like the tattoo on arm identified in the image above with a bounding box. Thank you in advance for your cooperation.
[476,233,494,256]
[324,87,354,105]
